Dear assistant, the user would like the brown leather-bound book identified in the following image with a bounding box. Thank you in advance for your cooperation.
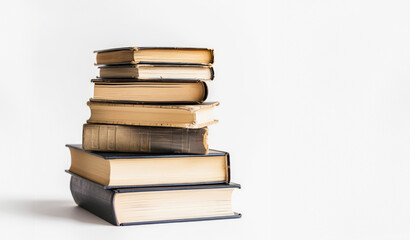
[83,124,208,154]
[95,47,214,65]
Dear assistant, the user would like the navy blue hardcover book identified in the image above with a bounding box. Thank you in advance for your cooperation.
[69,173,241,226]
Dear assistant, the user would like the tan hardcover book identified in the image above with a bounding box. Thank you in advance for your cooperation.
[66,144,230,187]
[95,47,214,65]
[92,81,208,104]
[86,101,219,128]
[83,124,209,154]
[98,64,214,80]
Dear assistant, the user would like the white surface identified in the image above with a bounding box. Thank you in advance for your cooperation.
[1,0,410,239]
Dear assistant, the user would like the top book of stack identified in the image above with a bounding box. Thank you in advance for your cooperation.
[95,47,214,65]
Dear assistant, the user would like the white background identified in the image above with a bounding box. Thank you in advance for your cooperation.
[1,0,410,239]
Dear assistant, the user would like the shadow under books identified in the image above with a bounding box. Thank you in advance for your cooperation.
[0,199,111,225]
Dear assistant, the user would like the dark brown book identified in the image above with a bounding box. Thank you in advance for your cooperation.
[83,124,208,154]
[95,47,214,65]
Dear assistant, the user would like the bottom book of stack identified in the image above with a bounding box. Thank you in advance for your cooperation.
[68,173,241,226]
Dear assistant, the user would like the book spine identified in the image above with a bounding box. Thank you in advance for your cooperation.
[82,124,208,154]
[96,50,135,65]
[99,67,138,78]
[70,175,118,225]
[209,66,215,80]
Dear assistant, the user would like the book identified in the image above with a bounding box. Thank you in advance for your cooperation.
[66,144,230,187]
[83,124,209,154]
[86,101,219,128]
[98,64,214,80]
[95,47,214,65]
[69,173,241,226]
[92,80,208,104]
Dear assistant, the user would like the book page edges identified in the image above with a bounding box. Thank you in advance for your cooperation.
[87,101,219,111]
[86,119,218,129]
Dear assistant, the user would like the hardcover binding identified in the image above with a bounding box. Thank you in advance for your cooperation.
[66,170,231,189]
[94,47,214,66]
[69,173,241,226]
[66,144,231,187]
[92,78,209,83]
[86,101,219,129]
[90,81,208,105]
[120,213,242,226]
[82,124,209,154]
[94,47,213,53]
[70,173,118,225]
[97,64,215,81]
[66,144,227,159]
[87,101,219,110]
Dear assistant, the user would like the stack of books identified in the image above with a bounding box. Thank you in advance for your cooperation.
[66,47,241,226]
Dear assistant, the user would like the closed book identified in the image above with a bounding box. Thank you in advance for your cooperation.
[86,101,219,129]
[95,47,214,65]
[68,173,241,226]
[83,124,209,154]
[98,64,214,80]
[66,144,230,187]
[91,80,208,104]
